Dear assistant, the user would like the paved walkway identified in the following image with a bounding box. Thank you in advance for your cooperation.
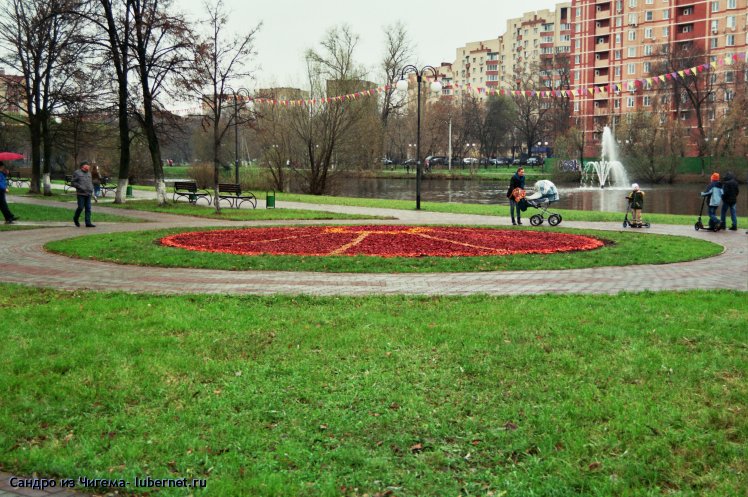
[1,194,746,295]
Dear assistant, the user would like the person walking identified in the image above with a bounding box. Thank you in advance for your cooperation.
[507,167,526,225]
[720,172,739,231]
[0,162,19,224]
[72,161,96,227]
[91,164,102,202]
[700,172,723,230]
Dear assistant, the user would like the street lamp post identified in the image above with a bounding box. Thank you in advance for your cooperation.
[225,87,252,185]
[396,65,442,210]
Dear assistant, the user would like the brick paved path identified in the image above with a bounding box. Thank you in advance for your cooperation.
[2,195,746,295]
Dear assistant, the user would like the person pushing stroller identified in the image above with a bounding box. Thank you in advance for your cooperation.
[625,183,646,228]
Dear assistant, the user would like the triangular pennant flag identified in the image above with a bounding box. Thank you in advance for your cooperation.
[587,87,594,95]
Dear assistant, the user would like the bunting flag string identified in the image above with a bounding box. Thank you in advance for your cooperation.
[188,52,745,110]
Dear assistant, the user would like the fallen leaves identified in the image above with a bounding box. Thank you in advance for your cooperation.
[160,226,604,258]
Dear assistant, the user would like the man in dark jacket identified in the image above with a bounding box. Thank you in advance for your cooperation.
[72,161,95,227]
[506,167,526,225]
[720,172,740,231]
[0,162,19,224]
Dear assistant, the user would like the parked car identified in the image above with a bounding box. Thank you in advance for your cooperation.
[462,157,478,165]
[403,158,417,166]
[380,157,394,166]
[527,156,544,166]
[513,156,528,166]
[425,156,448,168]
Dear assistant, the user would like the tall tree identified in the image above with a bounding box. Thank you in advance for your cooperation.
[287,25,368,194]
[189,0,260,212]
[130,0,192,205]
[0,0,88,194]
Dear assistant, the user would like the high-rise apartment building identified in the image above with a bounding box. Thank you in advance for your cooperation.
[570,0,748,155]
[440,4,572,99]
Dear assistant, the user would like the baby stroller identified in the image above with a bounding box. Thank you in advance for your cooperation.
[525,180,562,226]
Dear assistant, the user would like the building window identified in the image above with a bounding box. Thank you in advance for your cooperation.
[682,25,693,33]
[645,11,654,21]
[711,37,719,48]
[663,27,670,36]
[629,13,638,24]
[726,16,736,28]
[646,0,653,3]
[643,62,651,72]
[663,10,670,20]
[616,17,623,27]
[644,45,653,56]
[727,0,736,7]
[711,1,719,12]
[627,63,636,74]
[643,96,651,106]
[628,47,637,57]
[708,109,716,121]
[615,34,622,44]
[726,90,734,101]
[711,19,719,32]
[576,7,582,18]
[575,38,581,48]
[615,50,622,60]
[629,0,637,7]
[627,96,635,108]
[645,27,653,38]
[628,30,637,41]
[680,111,689,120]
[614,99,621,109]
[575,55,581,64]
[561,34,571,42]
[683,7,692,15]
[725,71,734,83]
[615,66,621,76]
[726,34,735,46]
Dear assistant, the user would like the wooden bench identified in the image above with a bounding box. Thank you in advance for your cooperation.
[8,171,30,188]
[173,181,211,205]
[218,183,256,209]
[99,176,117,197]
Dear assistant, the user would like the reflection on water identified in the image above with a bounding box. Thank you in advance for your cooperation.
[331,177,747,216]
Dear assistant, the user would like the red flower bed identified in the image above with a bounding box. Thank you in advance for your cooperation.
[160,226,604,257]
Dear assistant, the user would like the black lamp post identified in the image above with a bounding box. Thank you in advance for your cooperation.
[396,65,441,210]
[225,87,252,185]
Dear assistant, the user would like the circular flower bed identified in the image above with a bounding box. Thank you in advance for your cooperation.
[160,226,604,257]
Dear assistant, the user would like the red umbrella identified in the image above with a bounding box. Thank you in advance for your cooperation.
[0,152,24,161]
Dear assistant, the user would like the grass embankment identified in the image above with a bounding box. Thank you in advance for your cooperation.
[103,200,386,221]
[0,287,745,496]
[45,227,722,273]
[0,201,141,231]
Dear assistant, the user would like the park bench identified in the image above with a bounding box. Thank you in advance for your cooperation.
[99,176,117,197]
[63,174,75,193]
[8,171,30,188]
[173,181,211,205]
[218,183,257,209]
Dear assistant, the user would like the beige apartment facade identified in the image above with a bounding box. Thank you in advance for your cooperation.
[439,4,572,99]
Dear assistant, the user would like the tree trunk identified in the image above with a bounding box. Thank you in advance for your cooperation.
[29,119,42,194]
[115,177,129,203]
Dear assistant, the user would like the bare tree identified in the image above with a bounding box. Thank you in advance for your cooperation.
[189,0,260,211]
[0,0,89,194]
[618,109,683,183]
[286,25,368,194]
[652,42,716,174]
[509,66,553,157]
[379,22,412,129]
[130,0,192,205]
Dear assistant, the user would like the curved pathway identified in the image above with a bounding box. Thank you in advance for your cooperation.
[1,195,746,295]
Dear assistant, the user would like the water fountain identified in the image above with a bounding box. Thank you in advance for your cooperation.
[581,126,630,188]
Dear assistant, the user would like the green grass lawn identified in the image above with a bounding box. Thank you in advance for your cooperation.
[103,200,386,221]
[0,287,745,496]
[2,201,141,229]
[45,226,722,273]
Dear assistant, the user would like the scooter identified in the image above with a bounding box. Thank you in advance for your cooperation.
[622,204,650,228]
[694,195,722,232]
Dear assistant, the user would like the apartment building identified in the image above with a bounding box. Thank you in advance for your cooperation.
[570,0,748,155]
[440,4,572,99]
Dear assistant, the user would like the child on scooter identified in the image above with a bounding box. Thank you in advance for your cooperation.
[625,183,645,227]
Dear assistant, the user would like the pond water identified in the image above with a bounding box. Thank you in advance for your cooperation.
[329,177,747,216]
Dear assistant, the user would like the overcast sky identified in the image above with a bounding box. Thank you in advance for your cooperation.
[180,0,556,89]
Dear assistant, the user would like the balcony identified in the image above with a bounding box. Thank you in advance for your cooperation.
[594,58,611,69]
[593,91,609,100]
[596,0,611,4]
[594,74,610,85]
[595,8,611,20]
[594,107,611,116]
[595,26,610,36]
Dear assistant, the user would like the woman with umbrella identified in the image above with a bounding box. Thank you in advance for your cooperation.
[0,162,19,224]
